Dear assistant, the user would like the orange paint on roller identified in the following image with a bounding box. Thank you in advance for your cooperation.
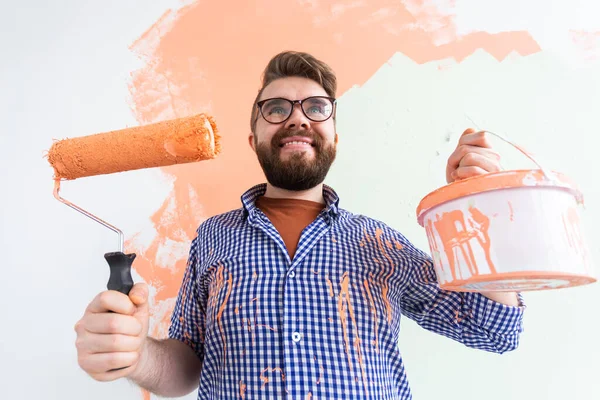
[47,113,220,180]
[47,112,221,309]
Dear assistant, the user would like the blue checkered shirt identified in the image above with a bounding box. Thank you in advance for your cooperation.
[169,183,525,399]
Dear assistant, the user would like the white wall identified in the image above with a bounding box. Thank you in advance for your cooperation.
[2,1,599,399]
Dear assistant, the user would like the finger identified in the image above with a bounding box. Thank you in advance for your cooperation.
[83,313,143,336]
[128,282,149,306]
[458,130,493,148]
[453,166,489,180]
[458,152,501,173]
[88,364,137,382]
[78,351,140,375]
[78,333,143,354]
[447,145,500,170]
[87,290,136,315]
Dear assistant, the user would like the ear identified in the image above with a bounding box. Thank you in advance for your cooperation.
[334,133,339,144]
[248,132,256,152]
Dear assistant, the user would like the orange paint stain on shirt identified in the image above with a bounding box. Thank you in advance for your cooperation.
[244,297,277,346]
[363,228,373,243]
[337,272,368,396]
[208,264,233,367]
[218,283,233,364]
[454,308,473,324]
[363,279,380,354]
[260,367,286,389]
[375,229,395,271]
[381,284,392,325]
[252,297,277,332]
[337,272,353,372]
[316,361,324,385]
[239,380,247,399]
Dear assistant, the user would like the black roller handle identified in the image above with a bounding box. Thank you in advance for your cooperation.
[104,252,136,295]
[104,251,136,372]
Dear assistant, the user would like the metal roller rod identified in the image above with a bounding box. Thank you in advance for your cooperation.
[53,181,124,253]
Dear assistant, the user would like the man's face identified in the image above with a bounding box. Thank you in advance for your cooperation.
[249,76,337,191]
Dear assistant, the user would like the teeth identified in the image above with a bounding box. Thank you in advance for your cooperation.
[283,141,311,146]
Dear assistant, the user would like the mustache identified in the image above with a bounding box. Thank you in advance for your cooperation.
[270,128,322,147]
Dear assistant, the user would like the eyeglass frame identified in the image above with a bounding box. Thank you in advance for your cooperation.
[255,96,337,125]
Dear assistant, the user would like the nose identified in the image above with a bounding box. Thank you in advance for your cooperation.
[285,103,311,130]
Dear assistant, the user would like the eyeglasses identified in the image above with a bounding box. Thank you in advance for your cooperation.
[256,96,336,124]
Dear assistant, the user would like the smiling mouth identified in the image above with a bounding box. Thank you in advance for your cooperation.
[280,141,315,148]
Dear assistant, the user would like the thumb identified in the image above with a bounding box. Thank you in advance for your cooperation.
[461,127,477,137]
[129,282,149,306]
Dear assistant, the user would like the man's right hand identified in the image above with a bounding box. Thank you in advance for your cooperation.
[74,282,150,381]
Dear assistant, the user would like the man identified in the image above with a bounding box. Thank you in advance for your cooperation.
[74,51,524,399]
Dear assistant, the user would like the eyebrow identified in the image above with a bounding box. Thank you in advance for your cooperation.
[263,96,329,103]
[264,98,287,104]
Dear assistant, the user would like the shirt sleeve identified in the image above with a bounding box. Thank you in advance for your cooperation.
[393,230,526,354]
[168,234,207,360]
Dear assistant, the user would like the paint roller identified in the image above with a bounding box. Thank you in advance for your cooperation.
[47,113,220,295]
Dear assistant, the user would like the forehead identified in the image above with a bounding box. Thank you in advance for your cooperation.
[260,76,328,101]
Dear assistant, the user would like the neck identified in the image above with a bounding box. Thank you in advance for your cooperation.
[263,183,325,204]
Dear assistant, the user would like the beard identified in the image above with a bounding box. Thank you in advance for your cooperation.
[254,128,337,191]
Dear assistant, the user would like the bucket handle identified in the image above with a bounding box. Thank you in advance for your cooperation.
[465,114,556,182]
[465,114,584,205]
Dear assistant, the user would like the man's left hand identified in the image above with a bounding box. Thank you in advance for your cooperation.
[445,128,521,306]
[446,128,501,184]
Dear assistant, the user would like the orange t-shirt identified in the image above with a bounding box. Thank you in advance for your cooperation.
[255,196,325,260]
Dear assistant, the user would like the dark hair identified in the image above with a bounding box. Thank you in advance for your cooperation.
[250,51,337,132]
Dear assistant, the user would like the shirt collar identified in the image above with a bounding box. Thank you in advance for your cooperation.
[241,183,340,218]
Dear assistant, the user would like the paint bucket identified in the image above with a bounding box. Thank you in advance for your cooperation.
[416,131,596,292]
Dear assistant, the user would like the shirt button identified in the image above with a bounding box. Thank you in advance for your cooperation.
[289,271,296,278]
[292,332,302,343]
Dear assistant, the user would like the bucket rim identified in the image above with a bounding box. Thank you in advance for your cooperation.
[416,169,583,226]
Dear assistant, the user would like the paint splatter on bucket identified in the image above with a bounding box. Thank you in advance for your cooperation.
[417,137,596,292]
